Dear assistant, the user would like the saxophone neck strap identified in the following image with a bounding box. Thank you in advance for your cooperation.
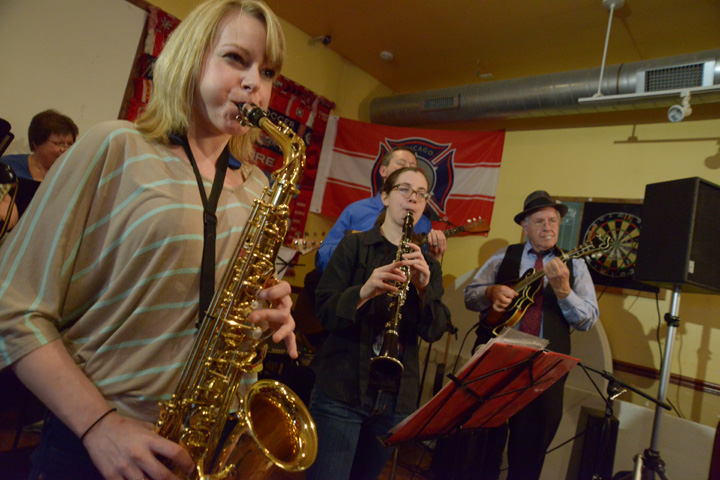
[171,133,230,327]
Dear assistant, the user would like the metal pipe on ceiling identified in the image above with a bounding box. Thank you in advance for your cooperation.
[368,49,720,126]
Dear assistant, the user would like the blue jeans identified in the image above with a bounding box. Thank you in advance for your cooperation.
[28,412,104,480]
[305,387,407,480]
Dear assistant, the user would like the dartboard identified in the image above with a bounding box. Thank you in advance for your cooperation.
[582,212,641,278]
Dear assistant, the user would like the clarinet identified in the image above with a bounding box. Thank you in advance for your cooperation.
[369,210,414,380]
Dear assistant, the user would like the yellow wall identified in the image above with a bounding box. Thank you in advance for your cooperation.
[151,0,720,428]
[146,0,392,120]
[477,121,720,428]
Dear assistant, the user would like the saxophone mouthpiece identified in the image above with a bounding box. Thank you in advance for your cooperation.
[235,102,268,128]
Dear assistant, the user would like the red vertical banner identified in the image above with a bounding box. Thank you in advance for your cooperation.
[125,7,180,123]
[252,76,335,243]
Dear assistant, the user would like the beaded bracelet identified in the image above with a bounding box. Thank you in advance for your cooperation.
[79,408,117,441]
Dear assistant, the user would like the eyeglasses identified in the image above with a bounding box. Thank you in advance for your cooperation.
[50,141,74,150]
[391,184,432,202]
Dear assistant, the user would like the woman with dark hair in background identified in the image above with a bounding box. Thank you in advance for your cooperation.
[0,109,78,228]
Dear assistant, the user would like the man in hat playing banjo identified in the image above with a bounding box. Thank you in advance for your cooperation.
[463,190,599,480]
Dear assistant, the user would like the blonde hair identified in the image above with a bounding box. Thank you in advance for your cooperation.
[135,0,285,163]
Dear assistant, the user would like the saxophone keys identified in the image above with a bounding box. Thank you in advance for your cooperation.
[249,326,263,340]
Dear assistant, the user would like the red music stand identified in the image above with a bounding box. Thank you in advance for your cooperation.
[383,328,579,446]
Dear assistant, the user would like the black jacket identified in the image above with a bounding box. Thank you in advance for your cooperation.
[312,225,450,413]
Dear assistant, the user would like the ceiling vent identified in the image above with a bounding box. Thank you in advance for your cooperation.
[422,95,460,112]
[638,61,716,93]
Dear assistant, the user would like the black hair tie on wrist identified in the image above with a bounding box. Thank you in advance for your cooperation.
[79,407,117,441]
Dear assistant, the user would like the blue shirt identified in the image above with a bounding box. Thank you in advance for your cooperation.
[314,193,432,272]
[463,240,599,336]
[1,154,31,180]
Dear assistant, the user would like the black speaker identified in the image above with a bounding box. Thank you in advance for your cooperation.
[634,177,720,294]
[565,407,619,480]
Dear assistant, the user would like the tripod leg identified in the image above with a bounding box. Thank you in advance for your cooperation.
[632,453,643,480]
[389,447,399,480]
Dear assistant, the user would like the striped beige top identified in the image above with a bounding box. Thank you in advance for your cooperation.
[0,120,268,422]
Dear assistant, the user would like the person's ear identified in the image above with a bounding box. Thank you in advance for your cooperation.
[381,191,389,207]
[379,165,387,179]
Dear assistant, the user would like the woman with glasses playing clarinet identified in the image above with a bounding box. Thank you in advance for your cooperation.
[306,166,451,480]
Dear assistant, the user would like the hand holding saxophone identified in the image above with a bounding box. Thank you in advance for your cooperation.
[81,411,194,480]
[248,280,298,359]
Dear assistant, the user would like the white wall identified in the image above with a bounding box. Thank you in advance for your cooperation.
[0,0,146,152]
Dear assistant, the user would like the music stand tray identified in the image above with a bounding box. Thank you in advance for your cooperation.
[383,328,579,446]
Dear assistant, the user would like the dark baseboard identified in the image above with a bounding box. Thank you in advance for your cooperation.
[613,359,720,396]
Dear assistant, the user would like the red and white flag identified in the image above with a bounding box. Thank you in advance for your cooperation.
[310,116,505,230]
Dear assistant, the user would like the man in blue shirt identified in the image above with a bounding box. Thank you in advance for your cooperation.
[463,190,599,480]
[315,147,447,272]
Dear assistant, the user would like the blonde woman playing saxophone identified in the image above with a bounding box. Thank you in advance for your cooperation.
[308,166,451,480]
[0,2,297,479]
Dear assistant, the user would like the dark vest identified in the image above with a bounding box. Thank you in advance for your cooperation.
[475,244,574,355]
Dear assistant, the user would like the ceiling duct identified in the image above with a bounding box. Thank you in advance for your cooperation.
[369,49,720,126]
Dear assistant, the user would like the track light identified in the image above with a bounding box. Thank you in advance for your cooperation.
[667,91,692,122]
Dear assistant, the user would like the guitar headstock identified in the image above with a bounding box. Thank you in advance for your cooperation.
[571,235,612,258]
[289,231,325,255]
[462,217,490,234]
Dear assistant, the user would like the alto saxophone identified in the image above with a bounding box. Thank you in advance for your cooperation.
[369,210,415,380]
[156,103,317,480]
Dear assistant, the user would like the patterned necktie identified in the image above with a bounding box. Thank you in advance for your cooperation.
[519,250,545,336]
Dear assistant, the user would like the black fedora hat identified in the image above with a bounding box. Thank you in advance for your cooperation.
[513,190,568,225]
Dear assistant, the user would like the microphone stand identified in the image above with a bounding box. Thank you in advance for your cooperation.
[629,285,681,480]
[605,286,679,480]
[579,365,671,480]
[581,365,671,413]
